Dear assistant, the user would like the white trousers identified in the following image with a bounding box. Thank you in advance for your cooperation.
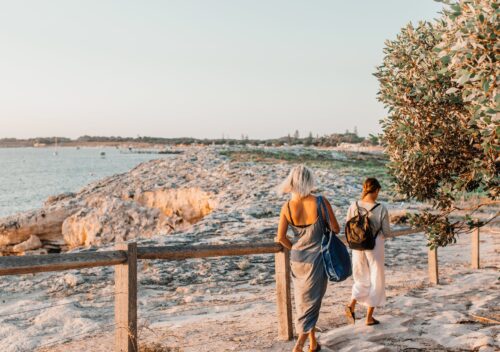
[351,235,386,307]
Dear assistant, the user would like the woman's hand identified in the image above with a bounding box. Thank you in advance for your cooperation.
[276,204,293,250]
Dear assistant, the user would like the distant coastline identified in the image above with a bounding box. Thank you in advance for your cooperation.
[0,132,379,149]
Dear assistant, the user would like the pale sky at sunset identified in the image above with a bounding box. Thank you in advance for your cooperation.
[0,0,444,139]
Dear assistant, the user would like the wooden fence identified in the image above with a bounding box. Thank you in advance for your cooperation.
[0,226,485,352]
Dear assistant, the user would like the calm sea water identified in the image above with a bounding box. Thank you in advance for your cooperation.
[0,147,169,218]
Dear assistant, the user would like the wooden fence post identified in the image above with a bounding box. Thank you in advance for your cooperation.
[471,227,480,269]
[115,243,138,352]
[427,246,439,285]
[275,247,293,340]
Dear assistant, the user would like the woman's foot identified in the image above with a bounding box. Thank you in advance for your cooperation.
[366,317,380,326]
[309,342,321,352]
[345,306,356,324]
[293,342,305,352]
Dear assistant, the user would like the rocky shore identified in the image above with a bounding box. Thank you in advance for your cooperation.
[1,146,498,351]
[0,146,399,256]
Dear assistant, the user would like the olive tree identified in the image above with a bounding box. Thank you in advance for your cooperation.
[375,4,498,249]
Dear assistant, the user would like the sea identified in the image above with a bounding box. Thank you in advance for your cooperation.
[0,147,170,218]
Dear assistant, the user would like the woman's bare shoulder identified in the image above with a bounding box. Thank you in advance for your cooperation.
[280,201,289,213]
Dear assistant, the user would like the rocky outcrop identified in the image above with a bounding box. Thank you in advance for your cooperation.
[61,187,215,249]
[133,187,216,223]
[0,146,421,256]
[62,197,165,248]
[12,235,42,253]
[0,201,80,252]
[0,157,217,254]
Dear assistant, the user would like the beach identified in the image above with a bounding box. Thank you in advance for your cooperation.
[0,146,498,351]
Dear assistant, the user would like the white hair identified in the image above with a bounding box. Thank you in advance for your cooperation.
[279,165,315,198]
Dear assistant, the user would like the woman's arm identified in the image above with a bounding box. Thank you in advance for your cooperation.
[276,204,293,250]
[381,206,391,237]
[323,197,341,234]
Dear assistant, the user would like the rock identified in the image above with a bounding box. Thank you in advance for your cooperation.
[133,187,216,224]
[237,259,251,271]
[0,203,80,248]
[183,295,201,303]
[62,197,166,248]
[176,286,192,294]
[22,248,48,256]
[12,235,42,253]
[63,273,81,287]
[45,192,76,206]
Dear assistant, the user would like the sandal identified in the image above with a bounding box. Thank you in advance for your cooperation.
[366,318,380,326]
[309,343,321,352]
[345,306,356,324]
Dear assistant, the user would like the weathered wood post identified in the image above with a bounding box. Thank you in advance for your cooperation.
[427,246,439,285]
[275,246,293,340]
[115,243,138,352]
[471,227,480,269]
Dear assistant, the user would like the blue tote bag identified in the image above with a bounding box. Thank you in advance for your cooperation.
[317,196,352,282]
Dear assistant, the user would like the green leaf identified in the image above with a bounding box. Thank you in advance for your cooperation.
[440,55,451,65]
[482,80,490,92]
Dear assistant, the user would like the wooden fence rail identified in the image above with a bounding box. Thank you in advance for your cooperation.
[0,226,486,351]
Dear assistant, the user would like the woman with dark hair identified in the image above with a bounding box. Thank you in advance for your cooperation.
[276,165,340,352]
[344,178,390,326]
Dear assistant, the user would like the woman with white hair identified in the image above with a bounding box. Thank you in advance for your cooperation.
[276,165,340,352]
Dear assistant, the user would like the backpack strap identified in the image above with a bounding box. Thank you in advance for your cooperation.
[287,201,296,226]
[369,203,381,212]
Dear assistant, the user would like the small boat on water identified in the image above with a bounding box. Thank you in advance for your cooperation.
[100,151,106,158]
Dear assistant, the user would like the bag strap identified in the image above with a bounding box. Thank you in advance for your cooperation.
[357,201,379,214]
[287,201,296,226]
[317,196,331,232]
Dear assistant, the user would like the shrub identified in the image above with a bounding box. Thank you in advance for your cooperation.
[375,1,498,248]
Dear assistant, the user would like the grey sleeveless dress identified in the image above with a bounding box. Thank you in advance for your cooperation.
[288,203,328,334]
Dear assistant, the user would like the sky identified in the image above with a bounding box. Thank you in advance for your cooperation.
[0,0,444,140]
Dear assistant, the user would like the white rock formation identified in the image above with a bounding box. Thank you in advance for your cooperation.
[62,197,166,248]
[0,204,79,248]
[133,187,216,223]
[12,235,42,253]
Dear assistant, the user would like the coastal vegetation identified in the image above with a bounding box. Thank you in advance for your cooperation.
[219,148,385,167]
[0,130,372,148]
[376,0,499,248]
[219,148,391,191]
